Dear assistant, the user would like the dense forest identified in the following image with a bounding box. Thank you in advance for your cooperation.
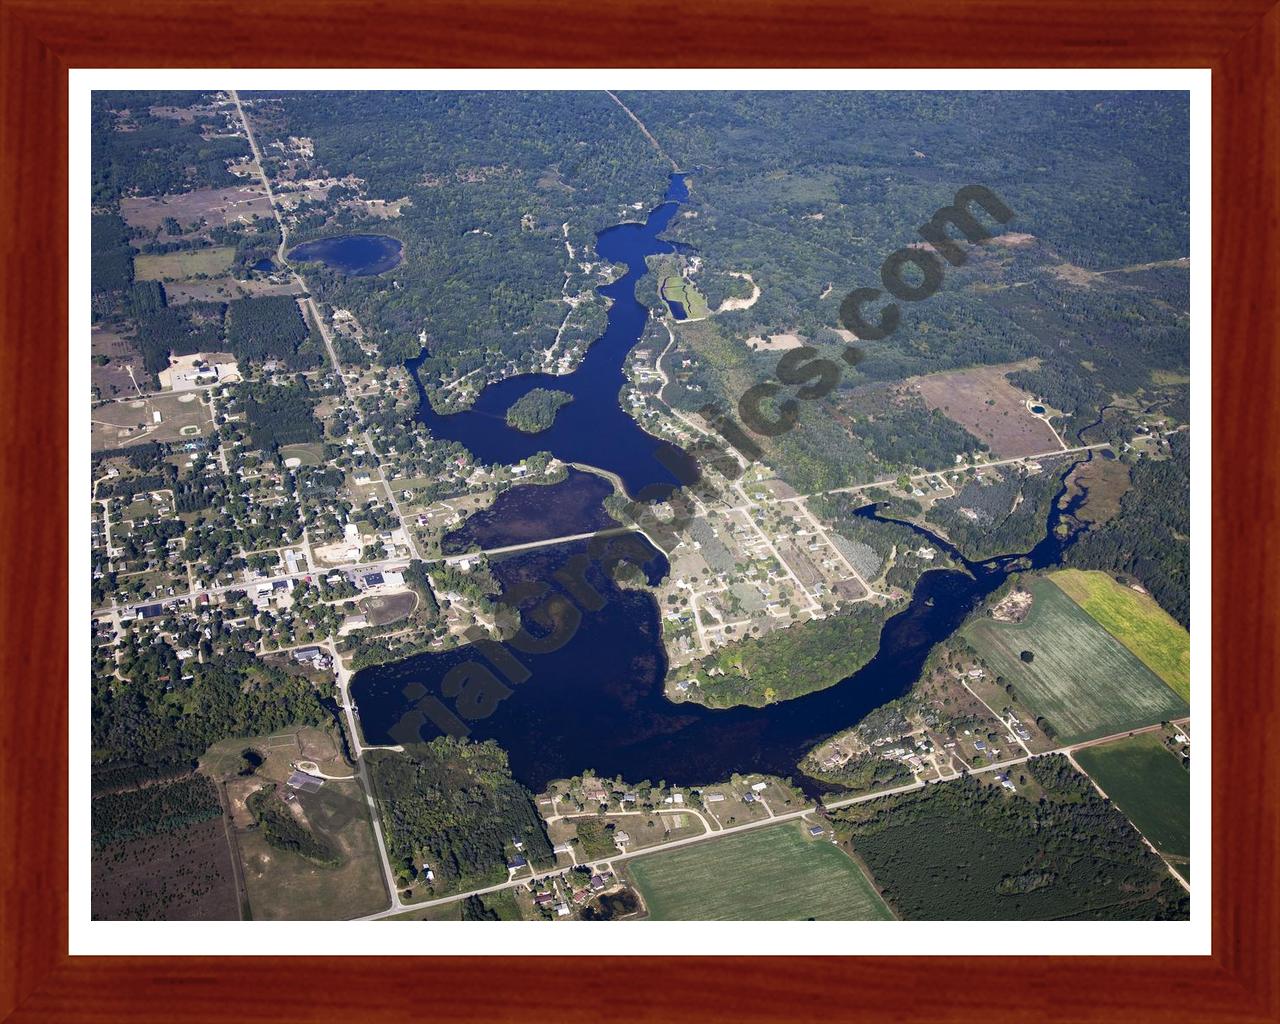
[91,212,134,313]
[504,387,574,433]
[834,755,1189,920]
[237,380,323,450]
[241,90,672,378]
[91,92,249,203]
[133,301,225,376]
[92,774,223,849]
[225,296,324,369]
[92,647,330,774]
[1066,434,1191,626]
[622,90,1188,306]
[368,738,553,894]
[925,458,1075,561]
[636,92,1188,492]
[679,603,890,707]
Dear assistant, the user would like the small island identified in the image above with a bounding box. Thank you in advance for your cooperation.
[505,387,574,433]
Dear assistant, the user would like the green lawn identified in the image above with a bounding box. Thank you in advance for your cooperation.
[626,821,893,921]
[279,442,326,467]
[1050,569,1190,700]
[658,266,711,320]
[1074,732,1190,869]
[965,577,1188,744]
[383,901,463,921]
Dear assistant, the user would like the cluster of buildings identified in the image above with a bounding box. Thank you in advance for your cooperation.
[289,646,333,671]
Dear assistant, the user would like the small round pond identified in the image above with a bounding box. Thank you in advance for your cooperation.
[287,233,403,276]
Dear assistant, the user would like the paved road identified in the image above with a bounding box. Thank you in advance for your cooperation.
[94,422,1121,624]
[361,716,1191,921]
[233,92,408,918]
[106,116,1189,919]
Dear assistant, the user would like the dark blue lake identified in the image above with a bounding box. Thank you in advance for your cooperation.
[287,233,403,276]
[406,174,699,500]
[351,457,1092,795]
[441,468,619,555]
[355,171,1097,795]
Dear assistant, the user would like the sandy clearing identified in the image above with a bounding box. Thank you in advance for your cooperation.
[716,271,761,313]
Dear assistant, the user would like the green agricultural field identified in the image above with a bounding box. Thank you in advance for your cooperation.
[964,577,1188,744]
[1074,732,1190,874]
[626,821,893,921]
[134,246,235,282]
[835,758,1188,920]
[1051,569,1190,700]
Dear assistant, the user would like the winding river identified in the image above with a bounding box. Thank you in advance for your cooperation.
[406,174,698,500]
[351,175,1097,795]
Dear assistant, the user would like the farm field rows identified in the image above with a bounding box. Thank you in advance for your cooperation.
[1074,732,1190,878]
[964,577,1188,744]
[1050,569,1190,699]
[625,820,893,921]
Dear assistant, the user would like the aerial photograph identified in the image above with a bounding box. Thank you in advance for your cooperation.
[88,89,1192,923]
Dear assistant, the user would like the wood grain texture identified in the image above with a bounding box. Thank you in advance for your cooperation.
[0,0,1275,1020]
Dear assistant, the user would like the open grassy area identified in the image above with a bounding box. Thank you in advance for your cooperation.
[964,577,1188,744]
[384,901,464,921]
[235,778,388,920]
[625,821,893,921]
[279,442,327,467]
[657,260,711,320]
[134,245,235,281]
[202,727,388,920]
[1050,569,1190,700]
[1074,732,1190,872]
[1061,458,1132,526]
[91,391,210,450]
[359,591,418,627]
[912,360,1063,458]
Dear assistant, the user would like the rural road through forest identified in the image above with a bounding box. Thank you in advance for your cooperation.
[360,716,1189,920]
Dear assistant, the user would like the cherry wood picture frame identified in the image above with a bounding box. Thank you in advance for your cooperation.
[2,1,1276,1020]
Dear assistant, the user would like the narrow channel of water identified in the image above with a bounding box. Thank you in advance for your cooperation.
[406,174,699,500]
